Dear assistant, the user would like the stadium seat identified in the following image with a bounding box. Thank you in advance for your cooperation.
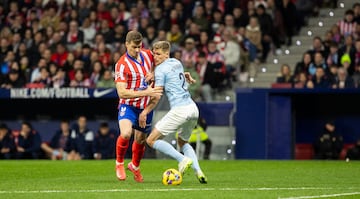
[25,83,45,88]
[271,83,292,89]
[295,143,314,160]
[339,144,355,160]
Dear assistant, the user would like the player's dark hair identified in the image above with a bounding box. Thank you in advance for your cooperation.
[126,30,143,45]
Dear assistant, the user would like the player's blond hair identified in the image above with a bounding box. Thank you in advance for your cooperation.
[152,41,171,53]
[125,30,143,45]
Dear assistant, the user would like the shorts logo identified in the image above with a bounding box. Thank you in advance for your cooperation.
[120,106,126,117]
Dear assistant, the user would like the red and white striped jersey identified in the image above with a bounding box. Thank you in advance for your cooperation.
[337,19,356,37]
[114,49,153,109]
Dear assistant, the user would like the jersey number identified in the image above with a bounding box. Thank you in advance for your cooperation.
[179,73,187,91]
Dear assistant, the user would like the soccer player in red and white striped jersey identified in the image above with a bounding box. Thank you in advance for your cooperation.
[114,30,162,182]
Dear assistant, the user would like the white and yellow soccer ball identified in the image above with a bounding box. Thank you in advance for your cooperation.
[162,168,182,185]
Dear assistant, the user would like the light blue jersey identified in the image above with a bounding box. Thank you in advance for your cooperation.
[155,58,194,108]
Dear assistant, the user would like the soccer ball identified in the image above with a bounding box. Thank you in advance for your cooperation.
[162,168,182,185]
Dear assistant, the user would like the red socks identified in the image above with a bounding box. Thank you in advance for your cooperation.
[132,141,145,167]
[116,136,129,163]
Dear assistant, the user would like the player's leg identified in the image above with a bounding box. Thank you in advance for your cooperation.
[147,108,193,174]
[127,110,154,182]
[115,104,136,181]
[127,130,145,182]
[130,110,153,169]
[177,104,207,184]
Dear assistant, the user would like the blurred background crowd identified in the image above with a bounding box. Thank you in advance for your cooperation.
[0,0,343,103]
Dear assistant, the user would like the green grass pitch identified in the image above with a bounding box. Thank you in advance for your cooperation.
[0,160,359,199]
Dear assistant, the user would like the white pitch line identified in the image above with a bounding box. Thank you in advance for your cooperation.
[0,187,358,194]
[279,192,360,199]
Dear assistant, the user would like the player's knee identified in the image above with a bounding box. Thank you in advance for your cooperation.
[146,137,154,147]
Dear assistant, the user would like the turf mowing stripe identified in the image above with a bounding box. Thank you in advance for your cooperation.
[279,192,360,199]
[278,192,360,199]
[0,187,358,194]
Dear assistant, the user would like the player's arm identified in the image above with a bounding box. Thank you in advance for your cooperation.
[115,82,162,99]
[138,86,163,128]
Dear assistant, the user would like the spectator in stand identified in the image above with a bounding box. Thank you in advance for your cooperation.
[332,67,355,89]
[245,16,262,57]
[51,43,68,67]
[30,58,48,83]
[52,67,70,88]
[89,61,104,87]
[93,122,117,160]
[12,121,42,159]
[96,69,114,88]
[0,123,15,159]
[68,115,94,160]
[276,64,294,85]
[192,4,209,32]
[1,50,15,77]
[293,72,309,89]
[222,27,241,88]
[336,9,357,38]
[330,24,342,44]
[40,6,61,31]
[338,35,357,75]
[306,67,332,89]
[80,17,96,46]
[1,69,25,88]
[197,31,209,55]
[308,52,329,76]
[327,64,338,85]
[62,52,76,73]
[181,37,199,66]
[313,120,343,160]
[277,0,297,46]
[97,42,111,69]
[195,51,214,102]
[99,19,115,45]
[61,20,84,52]
[183,59,201,101]
[233,7,249,29]
[70,68,91,88]
[68,59,86,81]
[294,52,312,78]
[325,41,341,67]
[256,4,274,63]
[166,23,183,53]
[206,40,226,92]
[307,36,326,61]
[32,66,52,87]
[41,120,72,160]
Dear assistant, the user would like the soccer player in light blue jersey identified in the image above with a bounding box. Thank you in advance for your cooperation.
[139,41,207,184]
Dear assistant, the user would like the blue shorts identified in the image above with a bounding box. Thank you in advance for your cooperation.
[118,104,153,133]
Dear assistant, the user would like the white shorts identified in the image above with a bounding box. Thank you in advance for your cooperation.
[155,102,199,140]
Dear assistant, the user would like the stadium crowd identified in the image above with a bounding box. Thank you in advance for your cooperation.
[274,2,360,89]
[0,0,327,102]
[0,116,118,160]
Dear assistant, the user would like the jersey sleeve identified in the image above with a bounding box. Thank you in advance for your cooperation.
[114,60,127,83]
[155,65,165,87]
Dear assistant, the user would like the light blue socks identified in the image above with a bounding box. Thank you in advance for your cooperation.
[181,143,201,172]
[153,140,184,162]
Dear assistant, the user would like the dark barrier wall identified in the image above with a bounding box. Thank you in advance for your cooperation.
[3,88,360,160]
[236,88,360,159]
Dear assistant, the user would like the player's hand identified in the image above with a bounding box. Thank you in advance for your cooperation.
[146,83,163,98]
[184,72,196,84]
[145,72,154,84]
[139,111,147,128]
